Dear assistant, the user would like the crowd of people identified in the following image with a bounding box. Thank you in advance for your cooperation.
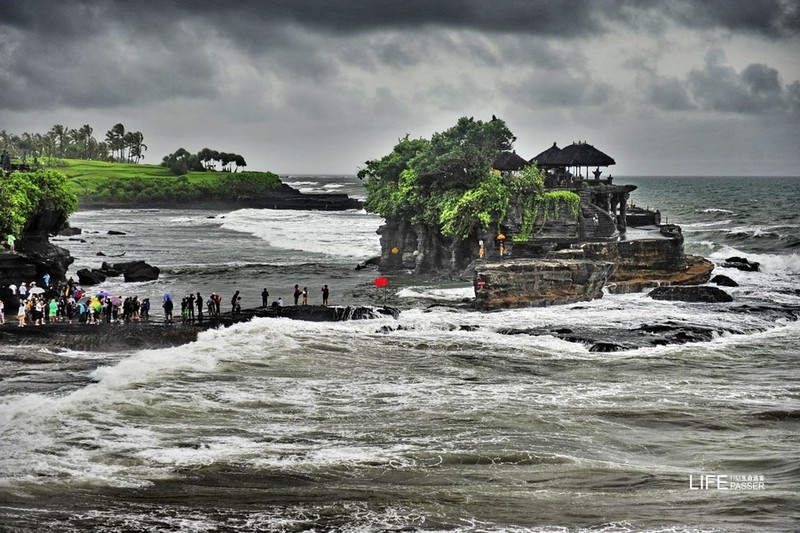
[2,277,152,328]
[0,276,334,327]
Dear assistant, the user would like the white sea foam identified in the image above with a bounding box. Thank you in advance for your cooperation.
[220,208,382,258]
[396,285,475,301]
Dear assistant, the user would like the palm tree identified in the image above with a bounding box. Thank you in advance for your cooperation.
[106,123,126,162]
[129,131,147,163]
[78,124,93,158]
[50,124,66,157]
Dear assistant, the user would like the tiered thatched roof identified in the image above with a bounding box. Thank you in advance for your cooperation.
[530,142,562,167]
[492,151,529,171]
[551,142,615,167]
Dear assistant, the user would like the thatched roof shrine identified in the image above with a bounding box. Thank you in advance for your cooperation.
[550,142,615,167]
[530,142,562,167]
[492,151,529,171]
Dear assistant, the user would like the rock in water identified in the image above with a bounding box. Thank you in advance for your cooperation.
[114,261,160,282]
[474,258,616,310]
[648,285,733,303]
[77,268,106,285]
[710,274,739,287]
[723,256,760,272]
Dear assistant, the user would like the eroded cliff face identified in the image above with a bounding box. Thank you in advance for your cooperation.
[0,208,74,286]
[377,218,476,274]
[474,258,616,310]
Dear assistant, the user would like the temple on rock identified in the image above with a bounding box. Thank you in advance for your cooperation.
[471,141,711,310]
[493,141,659,248]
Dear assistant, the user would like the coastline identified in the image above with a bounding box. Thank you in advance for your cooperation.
[0,304,400,352]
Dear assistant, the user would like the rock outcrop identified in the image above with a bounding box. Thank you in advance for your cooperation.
[0,209,74,287]
[117,261,160,282]
[648,285,733,303]
[76,268,106,285]
[711,274,739,287]
[722,256,760,272]
[474,258,616,310]
[0,304,400,352]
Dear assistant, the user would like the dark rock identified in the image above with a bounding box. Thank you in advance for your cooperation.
[77,268,106,285]
[636,322,721,344]
[8,231,74,285]
[356,256,382,270]
[107,230,127,236]
[474,258,616,310]
[648,285,733,303]
[99,262,123,277]
[710,274,739,287]
[0,304,400,352]
[58,226,82,236]
[115,261,160,282]
[589,342,632,352]
[723,256,760,272]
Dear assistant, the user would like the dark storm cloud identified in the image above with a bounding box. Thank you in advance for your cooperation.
[662,0,800,38]
[2,0,798,112]
[150,0,800,39]
[649,77,696,112]
[687,50,791,114]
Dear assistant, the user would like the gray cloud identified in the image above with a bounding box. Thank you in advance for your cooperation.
[649,77,696,112]
[1,0,798,175]
[687,50,792,114]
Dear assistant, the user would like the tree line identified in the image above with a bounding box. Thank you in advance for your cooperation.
[161,147,247,175]
[0,123,146,165]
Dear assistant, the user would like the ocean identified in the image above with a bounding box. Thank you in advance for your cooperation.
[1,175,798,532]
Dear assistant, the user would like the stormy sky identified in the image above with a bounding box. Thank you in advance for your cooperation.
[1,0,799,176]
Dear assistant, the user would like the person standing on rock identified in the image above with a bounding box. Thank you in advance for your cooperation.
[5,234,15,253]
[302,287,308,305]
[321,285,329,306]
[141,298,150,321]
[163,295,174,323]
[293,285,301,305]
[17,301,26,327]
[196,292,204,322]
[231,291,240,314]
[261,288,270,307]
[187,293,195,321]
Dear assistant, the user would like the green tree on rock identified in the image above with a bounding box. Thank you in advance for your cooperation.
[359,116,523,240]
[0,169,78,240]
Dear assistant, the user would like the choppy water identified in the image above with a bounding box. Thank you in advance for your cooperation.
[1,175,799,532]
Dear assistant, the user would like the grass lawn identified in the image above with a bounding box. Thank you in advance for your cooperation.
[48,159,281,204]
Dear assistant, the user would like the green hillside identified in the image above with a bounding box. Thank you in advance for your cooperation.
[51,159,282,206]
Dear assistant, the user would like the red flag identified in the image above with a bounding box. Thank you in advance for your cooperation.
[373,276,389,288]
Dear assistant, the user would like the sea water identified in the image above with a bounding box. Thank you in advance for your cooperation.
[1,175,798,532]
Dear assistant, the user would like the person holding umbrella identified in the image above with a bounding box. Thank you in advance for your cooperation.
[162,294,174,323]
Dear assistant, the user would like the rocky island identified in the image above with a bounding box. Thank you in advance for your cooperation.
[360,116,715,310]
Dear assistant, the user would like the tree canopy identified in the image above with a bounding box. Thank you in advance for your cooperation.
[0,123,146,165]
[0,169,78,239]
[358,116,542,240]
[162,147,247,175]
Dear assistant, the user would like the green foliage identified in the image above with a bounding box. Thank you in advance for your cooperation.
[162,147,247,175]
[361,116,517,241]
[507,162,544,197]
[440,171,509,239]
[225,172,282,197]
[0,169,78,237]
[513,190,581,242]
